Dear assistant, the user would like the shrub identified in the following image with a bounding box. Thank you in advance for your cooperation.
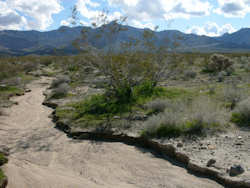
[51,83,70,99]
[145,99,170,114]
[0,153,8,166]
[51,75,70,88]
[142,97,226,138]
[231,97,250,126]
[204,54,234,73]
[244,62,250,72]
[142,110,183,138]
[183,70,197,80]
[22,61,38,73]
[0,168,6,181]
[222,85,246,109]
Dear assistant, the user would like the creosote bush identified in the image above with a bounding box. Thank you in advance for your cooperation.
[75,81,167,117]
[231,97,250,126]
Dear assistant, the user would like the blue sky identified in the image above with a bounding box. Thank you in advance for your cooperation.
[1,0,250,36]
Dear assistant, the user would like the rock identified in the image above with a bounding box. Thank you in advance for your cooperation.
[238,136,242,139]
[235,142,243,146]
[200,146,207,150]
[0,177,8,188]
[229,164,245,176]
[25,89,31,93]
[175,152,190,164]
[0,146,10,156]
[207,159,216,167]
[177,142,183,148]
[208,145,216,150]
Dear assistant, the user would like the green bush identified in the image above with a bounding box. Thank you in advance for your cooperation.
[0,168,5,181]
[0,153,8,166]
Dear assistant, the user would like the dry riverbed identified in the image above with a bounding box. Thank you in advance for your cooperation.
[0,77,223,188]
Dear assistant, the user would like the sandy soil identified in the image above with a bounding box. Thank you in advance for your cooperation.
[0,77,223,188]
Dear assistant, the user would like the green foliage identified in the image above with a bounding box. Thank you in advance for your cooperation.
[0,153,8,166]
[141,123,182,138]
[231,113,247,126]
[0,169,5,181]
[0,86,24,100]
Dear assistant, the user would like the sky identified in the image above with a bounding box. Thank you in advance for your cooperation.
[1,0,250,36]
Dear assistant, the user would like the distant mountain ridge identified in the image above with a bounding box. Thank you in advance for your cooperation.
[1,24,250,56]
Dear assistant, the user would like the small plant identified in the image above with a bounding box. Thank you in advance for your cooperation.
[231,97,250,126]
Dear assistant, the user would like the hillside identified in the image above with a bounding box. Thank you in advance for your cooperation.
[1,25,250,55]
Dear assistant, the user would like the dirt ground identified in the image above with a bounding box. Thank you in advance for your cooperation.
[0,77,223,188]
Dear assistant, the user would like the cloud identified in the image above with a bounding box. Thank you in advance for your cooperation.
[130,20,155,30]
[186,22,236,36]
[0,0,63,30]
[0,1,27,30]
[60,18,90,27]
[76,0,123,27]
[105,0,212,31]
[76,0,101,20]
[108,0,212,21]
[215,0,250,17]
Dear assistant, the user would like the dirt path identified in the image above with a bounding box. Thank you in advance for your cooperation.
[0,77,223,188]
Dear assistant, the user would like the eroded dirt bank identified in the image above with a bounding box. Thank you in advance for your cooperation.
[0,77,223,188]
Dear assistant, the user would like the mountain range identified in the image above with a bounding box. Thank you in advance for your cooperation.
[1,24,250,56]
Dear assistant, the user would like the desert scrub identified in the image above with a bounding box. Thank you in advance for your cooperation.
[142,97,227,138]
[202,54,234,73]
[221,84,246,109]
[145,99,171,114]
[231,97,250,126]
[50,75,70,88]
[71,82,170,129]
[182,70,197,80]
[50,83,70,99]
